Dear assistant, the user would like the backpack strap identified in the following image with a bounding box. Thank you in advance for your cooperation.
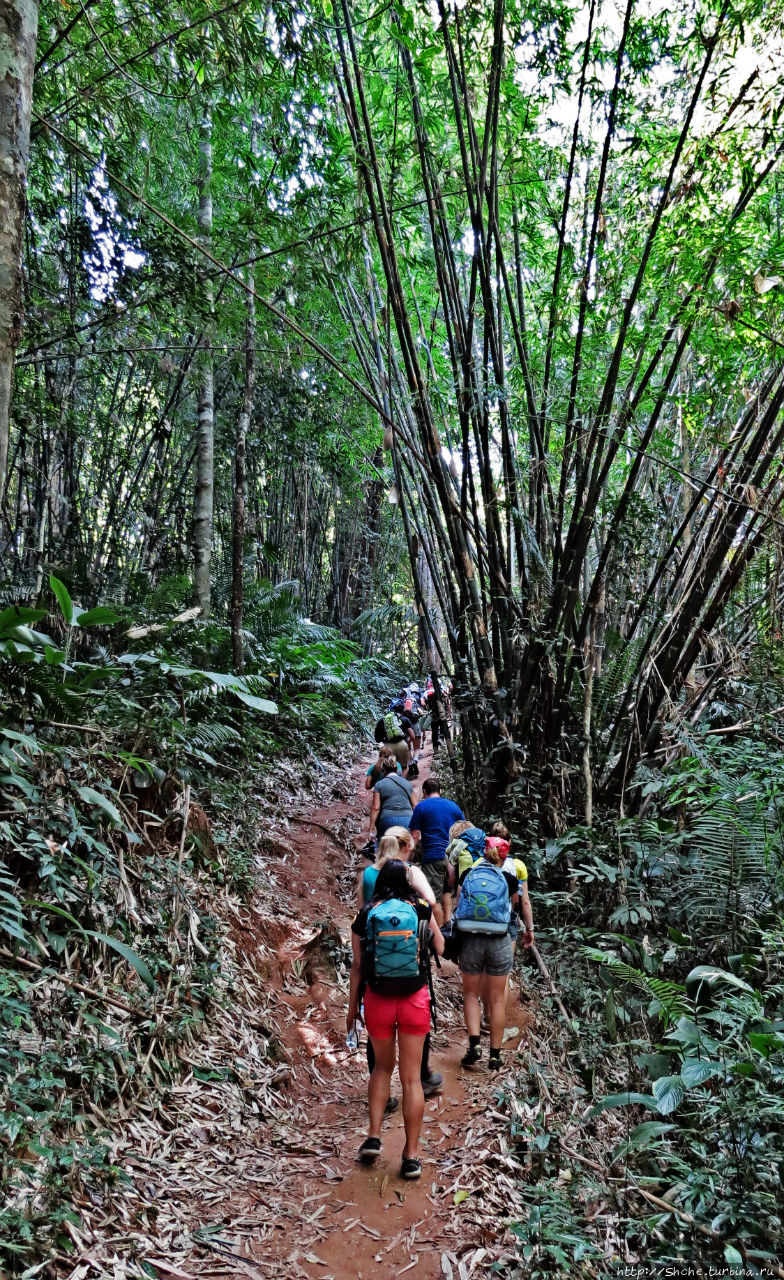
[418,918,437,1032]
[387,775,413,809]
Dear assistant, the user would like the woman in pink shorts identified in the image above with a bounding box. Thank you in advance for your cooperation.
[347,860,444,1179]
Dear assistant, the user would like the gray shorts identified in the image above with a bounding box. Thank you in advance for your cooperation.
[421,858,448,899]
[458,932,513,976]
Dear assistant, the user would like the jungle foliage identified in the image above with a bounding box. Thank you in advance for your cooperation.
[2,0,784,1273]
[0,575,397,1270]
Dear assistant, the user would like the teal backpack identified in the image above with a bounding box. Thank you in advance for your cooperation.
[365,898,425,989]
[455,861,511,935]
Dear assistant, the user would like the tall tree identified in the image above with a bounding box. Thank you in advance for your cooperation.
[193,106,214,619]
[0,0,38,500]
[231,273,256,674]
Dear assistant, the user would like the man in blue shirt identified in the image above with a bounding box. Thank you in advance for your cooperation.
[409,778,464,925]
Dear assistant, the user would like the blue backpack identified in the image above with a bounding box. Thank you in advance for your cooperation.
[365,898,424,987]
[461,827,486,858]
[455,862,511,934]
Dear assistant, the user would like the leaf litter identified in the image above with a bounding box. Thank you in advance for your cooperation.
[45,747,621,1280]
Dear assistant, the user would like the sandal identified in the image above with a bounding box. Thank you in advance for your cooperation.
[358,1136,382,1162]
[400,1156,421,1179]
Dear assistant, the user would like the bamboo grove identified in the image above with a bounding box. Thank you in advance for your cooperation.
[2,0,784,822]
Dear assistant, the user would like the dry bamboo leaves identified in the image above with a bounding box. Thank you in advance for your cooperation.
[49,751,582,1280]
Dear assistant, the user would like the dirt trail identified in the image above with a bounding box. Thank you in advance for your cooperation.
[181,744,536,1280]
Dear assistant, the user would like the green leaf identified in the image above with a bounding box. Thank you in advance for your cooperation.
[45,644,67,665]
[76,785,124,826]
[685,965,754,996]
[49,575,73,624]
[724,1246,744,1266]
[652,1076,685,1115]
[231,689,278,714]
[74,606,121,627]
[0,605,48,636]
[1,727,43,753]
[87,931,154,992]
[680,1058,719,1087]
[748,1031,784,1057]
[614,1121,677,1159]
[453,1189,470,1204]
[0,772,39,799]
[585,1092,656,1119]
[25,902,87,935]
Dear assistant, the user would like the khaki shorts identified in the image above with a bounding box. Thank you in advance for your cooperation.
[421,858,448,899]
[387,739,409,770]
[458,932,513,976]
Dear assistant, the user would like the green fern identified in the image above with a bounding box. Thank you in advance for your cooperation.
[582,947,690,1026]
[594,632,647,746]
[0,859,28,945]
[183,721,242,752]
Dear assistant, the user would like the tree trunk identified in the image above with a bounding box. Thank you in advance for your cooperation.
[193,109,214,618]
[0,0,39,501]
[231,279,256,674]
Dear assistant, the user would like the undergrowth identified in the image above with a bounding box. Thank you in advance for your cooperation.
[503,728,784,1277]
[0,576,399,1273]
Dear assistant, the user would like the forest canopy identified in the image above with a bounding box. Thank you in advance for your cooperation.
[2,0,784,818]
[2,0,784,1271]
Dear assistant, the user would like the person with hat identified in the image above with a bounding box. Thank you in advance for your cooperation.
[487,823,534,955]
[453,832,519,1071]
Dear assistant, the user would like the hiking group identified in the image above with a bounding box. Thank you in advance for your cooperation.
[346,679,535,1181]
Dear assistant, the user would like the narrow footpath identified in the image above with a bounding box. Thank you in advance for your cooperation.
[78,745,545,1280]
[179,742,538,1280]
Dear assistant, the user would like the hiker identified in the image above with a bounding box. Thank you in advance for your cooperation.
[368,755,414,841]
[402,683,425,776]
[445,824,494,1028]
[409,777,465,925]
[446,822,485,890]
[364,744,401,791]
[487,823,535,956]
[373,707,416,773]
[358,830,436,910]
[425,675,452,754]
[454,834,519,1072]
[348,859,445,1179]
[358,833,442,1108]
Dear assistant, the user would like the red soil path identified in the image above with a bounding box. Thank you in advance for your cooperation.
[201,743,535,1280]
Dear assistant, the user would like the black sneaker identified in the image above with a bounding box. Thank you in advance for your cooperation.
[461,1045,481,1068]
[489,1053,502,1072]
[408,761,419,778]
[401,1156,422,1179]
[358,1137,382,1163]
[421,1071,443,1097]
[384,1096,400,1115]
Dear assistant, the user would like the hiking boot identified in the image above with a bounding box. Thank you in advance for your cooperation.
[489,1053,502,1072]
[421,1071,443,1097]
[461,1044,481,1068]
